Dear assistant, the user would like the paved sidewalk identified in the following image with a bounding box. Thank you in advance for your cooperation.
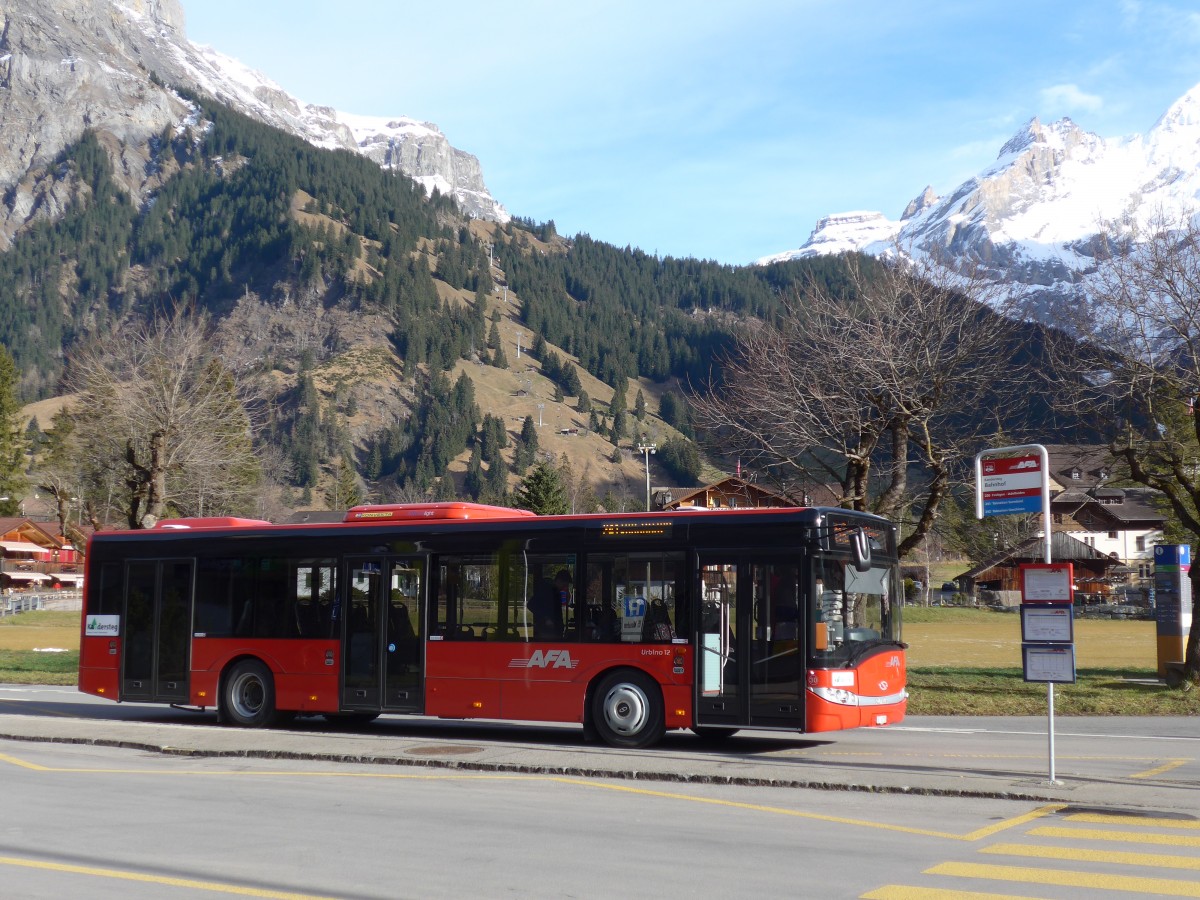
[0,709,1196,813]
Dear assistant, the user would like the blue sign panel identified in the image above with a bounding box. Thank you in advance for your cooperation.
[1153,544,1191,568]
[982,494,1043,516]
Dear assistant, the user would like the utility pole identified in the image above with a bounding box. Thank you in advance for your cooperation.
[536,403,545,428]
[636,442,656,511]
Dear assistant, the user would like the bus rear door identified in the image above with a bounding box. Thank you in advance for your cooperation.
[696,556,805,730]
[342,556,425,713]
[121,559,193,704]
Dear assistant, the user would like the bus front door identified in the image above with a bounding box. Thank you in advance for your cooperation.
[696,557,804,730]
[121,559,193,704]
[343,557,424,713]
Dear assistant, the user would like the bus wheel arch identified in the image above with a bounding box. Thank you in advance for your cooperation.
[219,657,280,728]
[588,667,665,749]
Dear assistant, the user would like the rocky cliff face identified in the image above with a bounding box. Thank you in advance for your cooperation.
[0,0,189,246]
[0,0,506,248]
[759,83,1200,324]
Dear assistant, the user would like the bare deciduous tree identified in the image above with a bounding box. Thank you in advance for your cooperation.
[30,409,90,547]
[692,254,1027,556]
[1051,213,1200,682]
[68,314,263,528]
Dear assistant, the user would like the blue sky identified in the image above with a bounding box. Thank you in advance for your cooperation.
[183,1,1200,266]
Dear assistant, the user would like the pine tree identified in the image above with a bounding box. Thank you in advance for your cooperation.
[634,389,646,421]
[325,453,363,509]
[464,446,484,500]
[562,363,582,396]
[0,347,24,515]
[513,460,567,515]
[610,380,627,419]
[484,456,509,503]
[612,410,627,441]
[513,414,538,474]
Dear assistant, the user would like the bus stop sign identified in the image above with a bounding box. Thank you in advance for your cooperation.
[979,454,1044,516]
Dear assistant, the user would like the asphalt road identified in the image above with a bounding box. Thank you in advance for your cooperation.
[2,685,1199,898]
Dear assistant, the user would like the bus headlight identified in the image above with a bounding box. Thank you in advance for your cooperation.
[809,686,858,706]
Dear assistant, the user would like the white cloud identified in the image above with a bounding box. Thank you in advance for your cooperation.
[1039,83,1104,114]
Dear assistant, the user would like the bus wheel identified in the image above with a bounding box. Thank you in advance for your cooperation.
[591,670,665,749]
[222,660,278,728]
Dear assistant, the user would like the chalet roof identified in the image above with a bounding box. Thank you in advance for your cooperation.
[1050,486,1164,526]
[0,518,66,550]
[1041,444,1118,490]
[957,530,1116,581]
[665,476,799,510]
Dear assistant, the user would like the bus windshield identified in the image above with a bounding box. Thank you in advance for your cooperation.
[811,553,901,666]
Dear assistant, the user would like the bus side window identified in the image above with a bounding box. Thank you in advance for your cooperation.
[586,552,683,643]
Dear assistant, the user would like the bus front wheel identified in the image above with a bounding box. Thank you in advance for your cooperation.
[221,659,278,728]
[591,670,665,749]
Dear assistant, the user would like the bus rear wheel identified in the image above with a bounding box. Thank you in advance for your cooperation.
[222,659,278,728]
[591,670,665,749]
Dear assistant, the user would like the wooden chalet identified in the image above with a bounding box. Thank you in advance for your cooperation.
[659,476,800,511]
[0,517,84,590]
[955,531,1123,603]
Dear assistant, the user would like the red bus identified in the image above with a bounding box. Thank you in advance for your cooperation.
[79,502,906,747]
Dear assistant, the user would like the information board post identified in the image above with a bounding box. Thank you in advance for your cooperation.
[1153,545,1193,681]
[976,443,1063,784]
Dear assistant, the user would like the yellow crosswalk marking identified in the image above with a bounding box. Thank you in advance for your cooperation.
[862,886,1048,899]
[983,841,1200,871]
[1130,759,1190,778]
[1029,825,1200,848]
[926,861,1200,897]
[1067,812,1200,830]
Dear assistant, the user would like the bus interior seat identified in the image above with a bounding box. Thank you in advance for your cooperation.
[642,597,674,642]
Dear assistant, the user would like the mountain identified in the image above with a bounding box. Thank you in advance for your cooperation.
[758,83,1200,322]
[2,0,797,515]
[0,0,506,252]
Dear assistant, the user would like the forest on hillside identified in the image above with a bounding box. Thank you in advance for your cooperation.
[1,88,867,517]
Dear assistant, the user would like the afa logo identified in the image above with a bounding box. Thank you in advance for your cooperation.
[508,649,578,670]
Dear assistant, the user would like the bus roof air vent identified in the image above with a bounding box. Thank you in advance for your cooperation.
[343,502,537,523]
[151,517,273,529]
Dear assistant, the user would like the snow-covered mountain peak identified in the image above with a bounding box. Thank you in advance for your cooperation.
[0,0,508,235]
[1151,82,1200,134]
[756,79,1200,325]
[165,40,508,221]
[996,116,1090,160]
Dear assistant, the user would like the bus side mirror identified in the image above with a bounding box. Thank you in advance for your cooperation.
[851,527,872,573]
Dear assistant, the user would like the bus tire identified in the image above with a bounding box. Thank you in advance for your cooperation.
[221,659,278,728]
[591,669,665,749]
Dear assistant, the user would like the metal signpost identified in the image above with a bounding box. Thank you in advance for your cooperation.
[975,443,1064,784]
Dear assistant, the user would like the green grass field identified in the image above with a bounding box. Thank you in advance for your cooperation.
[0,610,80,684]
[1,607,1195,714]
